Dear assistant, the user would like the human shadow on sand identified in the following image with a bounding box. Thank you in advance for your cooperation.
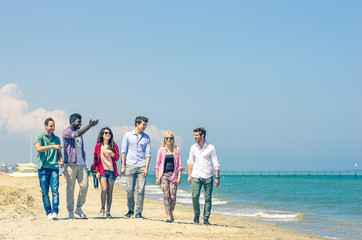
[53,216,244,229]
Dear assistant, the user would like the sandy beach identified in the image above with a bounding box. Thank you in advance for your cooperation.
[0,175,326,240]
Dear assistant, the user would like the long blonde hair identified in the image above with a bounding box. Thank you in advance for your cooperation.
[162,131,177,159]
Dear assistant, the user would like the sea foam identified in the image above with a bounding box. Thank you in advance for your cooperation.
[237,211,306,222]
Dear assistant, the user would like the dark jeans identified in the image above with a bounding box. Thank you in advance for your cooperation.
[93,174,99,188]
[192,177,213,220]
[38,168,59,215]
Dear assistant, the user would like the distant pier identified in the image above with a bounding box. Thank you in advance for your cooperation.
[219,169,362,178]
[140,170,361,178]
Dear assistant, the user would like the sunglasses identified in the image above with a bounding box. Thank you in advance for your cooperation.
[165,137,174,140]
[104,132,111,135]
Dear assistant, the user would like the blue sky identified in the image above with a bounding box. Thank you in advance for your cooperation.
[0,1,361,171]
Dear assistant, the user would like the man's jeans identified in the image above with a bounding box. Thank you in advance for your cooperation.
[126,165,146,214]
[38,168,59,215]
[192,177,213,220]
[64,164,88,213]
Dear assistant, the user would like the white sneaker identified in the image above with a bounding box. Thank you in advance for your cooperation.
[99,208,105,217]
[68,212,75,219]
[75,207,87,219]
[51,212,58,219]
[47,213,53,220]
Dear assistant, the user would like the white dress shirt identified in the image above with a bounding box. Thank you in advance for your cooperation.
[187,140,220,179]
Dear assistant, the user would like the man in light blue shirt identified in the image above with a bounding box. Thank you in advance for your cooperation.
[120,116,151,219]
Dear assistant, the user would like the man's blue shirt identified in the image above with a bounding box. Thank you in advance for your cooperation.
[121,129,151,167]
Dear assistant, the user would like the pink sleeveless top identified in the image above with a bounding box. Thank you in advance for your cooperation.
[101,147,114,171]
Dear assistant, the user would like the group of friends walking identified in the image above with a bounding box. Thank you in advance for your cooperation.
[34,114,220,225]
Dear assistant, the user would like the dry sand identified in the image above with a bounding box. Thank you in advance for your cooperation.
[0,175,326,240]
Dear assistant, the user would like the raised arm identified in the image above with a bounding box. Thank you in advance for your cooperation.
[78,119,99,136]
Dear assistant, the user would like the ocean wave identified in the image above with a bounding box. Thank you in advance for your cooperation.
[213,200,229,205]
[115,178,126,186]
[176,197,228,205]
[177,190,192,198]
[145,185,160,189]
[339,222,362,227]
[146,190,164,195]
[237,211,306,222]
[176,198,193,204]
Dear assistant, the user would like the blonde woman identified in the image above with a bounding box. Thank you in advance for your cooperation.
[155,131,184,222]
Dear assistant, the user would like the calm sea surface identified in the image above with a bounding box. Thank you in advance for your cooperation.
[117,175,362,240]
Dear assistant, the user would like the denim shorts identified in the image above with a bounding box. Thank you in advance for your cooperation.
[100,170,116,181]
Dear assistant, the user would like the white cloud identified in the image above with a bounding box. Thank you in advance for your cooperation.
[0,83,68,136]
[111,125,134,143]
[0,83,183,148]
[111,124,183,148]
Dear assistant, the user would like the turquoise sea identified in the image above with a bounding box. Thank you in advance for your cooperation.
[118,174,362,240]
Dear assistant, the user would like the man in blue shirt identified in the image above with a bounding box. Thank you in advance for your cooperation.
[120,116,151,219]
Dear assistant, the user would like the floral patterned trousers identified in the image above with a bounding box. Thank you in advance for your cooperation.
[161,172,178,215]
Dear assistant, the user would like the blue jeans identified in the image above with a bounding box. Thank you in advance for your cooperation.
[38,168,59,215]
[100,170,116,181]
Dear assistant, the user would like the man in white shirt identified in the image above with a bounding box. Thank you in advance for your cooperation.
[187,127,220,226]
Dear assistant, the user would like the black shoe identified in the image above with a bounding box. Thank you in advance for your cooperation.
[193,215,199,224]
[166,219,172,223]
[203,219,211,226]
[125,211,134,217]
[135,213,144,219]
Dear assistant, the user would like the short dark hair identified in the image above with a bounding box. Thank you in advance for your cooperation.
[44,118,54,126]
[69,113,82,124]
[135,116,148,127]
[193,127,206,138]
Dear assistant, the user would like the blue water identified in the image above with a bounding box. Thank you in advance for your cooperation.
[117,175,362,240]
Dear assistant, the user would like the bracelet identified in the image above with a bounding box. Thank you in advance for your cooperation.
[215,177,220,180]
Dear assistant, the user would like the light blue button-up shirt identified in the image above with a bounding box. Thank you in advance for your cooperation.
[121,129,151,167]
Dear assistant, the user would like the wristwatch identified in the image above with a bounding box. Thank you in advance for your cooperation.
[215,177,220,180]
